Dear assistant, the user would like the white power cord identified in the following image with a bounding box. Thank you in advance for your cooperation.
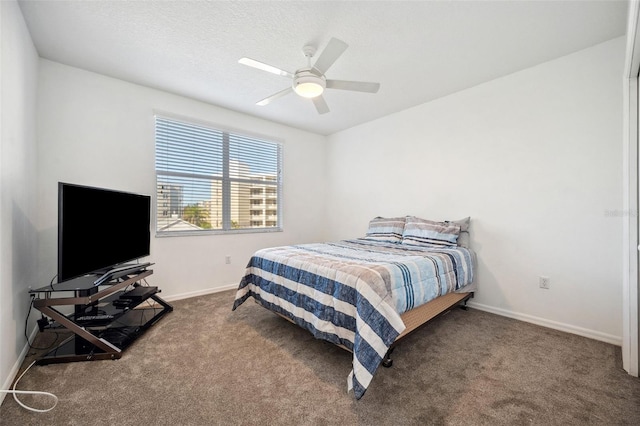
[0,360,58,412]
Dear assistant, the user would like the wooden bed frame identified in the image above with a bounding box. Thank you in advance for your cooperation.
[274,290,474,368]
[382,290,473,367]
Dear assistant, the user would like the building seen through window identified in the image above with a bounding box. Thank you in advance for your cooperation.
[155,116,282,234]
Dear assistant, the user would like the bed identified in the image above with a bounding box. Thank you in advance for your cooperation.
[232,216,476,399]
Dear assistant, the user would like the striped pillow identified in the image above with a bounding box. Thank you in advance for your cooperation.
[446,217,471,248]
[401,216,461,247]
[364,216,406,243]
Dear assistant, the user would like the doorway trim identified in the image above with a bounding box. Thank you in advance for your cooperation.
[622,0,639,377]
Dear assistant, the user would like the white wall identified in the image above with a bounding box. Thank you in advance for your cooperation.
[36,60,327,300]
[0,0,40,398]
[326,37,625,344]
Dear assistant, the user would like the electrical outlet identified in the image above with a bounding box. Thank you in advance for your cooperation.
[225,256,231,265]
[539,276,550,289]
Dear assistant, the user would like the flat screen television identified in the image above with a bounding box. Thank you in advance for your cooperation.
[57,182,151,283]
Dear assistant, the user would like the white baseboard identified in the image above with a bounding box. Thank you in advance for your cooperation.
[162,283,238,302]
[163,288,624,346]
[1,325,39,405]
[468,301,622,346]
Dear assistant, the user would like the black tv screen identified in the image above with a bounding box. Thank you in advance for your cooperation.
[58,182,151,282]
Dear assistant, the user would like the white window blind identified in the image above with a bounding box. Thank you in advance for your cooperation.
[155,116,282,235]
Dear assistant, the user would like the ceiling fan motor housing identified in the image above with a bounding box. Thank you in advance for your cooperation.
[293,68,326,98]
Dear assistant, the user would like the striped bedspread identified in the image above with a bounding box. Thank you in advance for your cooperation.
[232,239,475,399]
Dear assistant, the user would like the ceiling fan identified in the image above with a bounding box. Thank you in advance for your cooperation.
[239,37,380,114]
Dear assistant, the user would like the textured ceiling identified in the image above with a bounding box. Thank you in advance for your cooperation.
[18,0,628,135]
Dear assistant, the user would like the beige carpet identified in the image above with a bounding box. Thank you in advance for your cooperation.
[1,289,639,425]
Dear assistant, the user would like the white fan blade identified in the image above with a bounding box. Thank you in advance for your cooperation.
[326,80,380,93]
[312,38,348,75]
[312,95,330,114]
[239,57,294,79]
[256,87,293,106]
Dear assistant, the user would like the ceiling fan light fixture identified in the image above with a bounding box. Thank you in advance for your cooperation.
[295,82,324,98]
[293,70,326,98]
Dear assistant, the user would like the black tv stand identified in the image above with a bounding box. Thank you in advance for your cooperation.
[29,268,172,364]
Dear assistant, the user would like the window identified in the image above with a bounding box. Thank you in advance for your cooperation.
[155,116,282,235]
